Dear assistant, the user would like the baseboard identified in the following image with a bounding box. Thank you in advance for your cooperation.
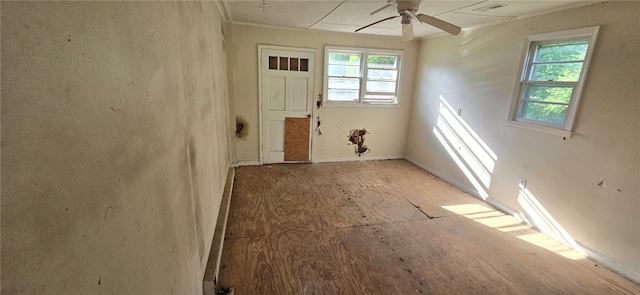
[203,167,235,295]
[404,155,640,285]
[577,242,640,284]
[234,161,260,167]
[314,154,404,163]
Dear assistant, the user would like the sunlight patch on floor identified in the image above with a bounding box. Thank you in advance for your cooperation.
[442,203,586,260]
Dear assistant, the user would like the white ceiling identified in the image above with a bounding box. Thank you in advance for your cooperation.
[220,0,601,39]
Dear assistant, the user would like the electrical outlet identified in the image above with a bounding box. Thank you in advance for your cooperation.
[519,178,527,189]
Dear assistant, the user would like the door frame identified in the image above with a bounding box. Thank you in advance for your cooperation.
[258,45,317,165]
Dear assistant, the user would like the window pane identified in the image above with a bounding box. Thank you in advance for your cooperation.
[535,41,588,62]
[329,52,360,65]
[328,78,359,90]
[279,57,288,70]
[268,56,277,70]
[530,63,583,82]
[328,65,360,77]
[367,69,397,81]
[520,102,568,124]
[328,89,359,101]
[524,85,573,104]
[290,58,299,71]
[367,55,397,68]
[366,81,396,93]
[300,59,309,72]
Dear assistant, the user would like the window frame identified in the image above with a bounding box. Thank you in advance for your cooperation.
[323,46,403,106]
[508,26,599,134]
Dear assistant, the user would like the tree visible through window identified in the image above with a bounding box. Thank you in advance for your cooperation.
[520,41,588,123]
[510,27,599,132]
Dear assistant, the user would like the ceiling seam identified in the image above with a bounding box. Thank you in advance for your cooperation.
[306,1,346,30]
[432,0,488,17]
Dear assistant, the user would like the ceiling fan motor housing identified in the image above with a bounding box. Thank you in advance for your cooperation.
[397,0,420,24]
[396,0,421,13]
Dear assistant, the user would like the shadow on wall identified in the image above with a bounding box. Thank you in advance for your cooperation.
[458,23,523,94]
[433,95,583,256]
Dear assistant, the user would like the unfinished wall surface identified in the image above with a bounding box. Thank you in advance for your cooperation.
[1,2,232,294]
[230,24,419,163]
[405,2,640,279]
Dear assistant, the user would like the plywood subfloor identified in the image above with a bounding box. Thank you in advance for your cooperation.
[218,160,640,294]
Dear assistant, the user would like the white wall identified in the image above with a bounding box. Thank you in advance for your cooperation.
[230,24,419,163]
[405,1,640,278]
[2,2,232,294]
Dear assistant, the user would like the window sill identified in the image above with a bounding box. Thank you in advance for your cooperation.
[505,120,573,138]
[323,101,399,108]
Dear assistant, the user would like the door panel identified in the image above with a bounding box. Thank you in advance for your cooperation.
[261,47,315,164]
[268,76,286,111]
[290,77,309,111]
[267,120,285,162]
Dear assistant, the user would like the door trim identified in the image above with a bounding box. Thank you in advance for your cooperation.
[258,45,317,165]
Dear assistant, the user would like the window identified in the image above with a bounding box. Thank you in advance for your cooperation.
[509,26,599,132]
[324,46,402,105]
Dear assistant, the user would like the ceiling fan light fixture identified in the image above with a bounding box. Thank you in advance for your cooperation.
[402,22,414,41]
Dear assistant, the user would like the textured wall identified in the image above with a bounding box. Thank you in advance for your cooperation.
[1,2,232,294]
[230,24,419,163]
[405,2,640,278]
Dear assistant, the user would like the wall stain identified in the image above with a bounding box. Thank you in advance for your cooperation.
[235,116,249,140]
[104,206,114,219]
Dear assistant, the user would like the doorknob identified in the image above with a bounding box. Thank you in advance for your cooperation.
[307,114,312,118]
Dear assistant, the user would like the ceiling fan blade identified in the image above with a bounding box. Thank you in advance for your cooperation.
[402,22,414,41]
[355,15,399,33]
[416,13,461,36]
[370,3,393,16]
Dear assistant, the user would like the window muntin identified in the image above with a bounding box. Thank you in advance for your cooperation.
[510,27,599,132]
[324,47,402,105]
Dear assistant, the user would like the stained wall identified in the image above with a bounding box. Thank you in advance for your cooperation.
[1,2,232,294]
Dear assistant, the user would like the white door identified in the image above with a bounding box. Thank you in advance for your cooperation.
[260,46,315,164]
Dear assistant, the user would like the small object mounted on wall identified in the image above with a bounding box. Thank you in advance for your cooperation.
[347,128,370,157]
[316,93,323,109]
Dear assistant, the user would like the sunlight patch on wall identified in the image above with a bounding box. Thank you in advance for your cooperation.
[443,203,586,260]
[517,187,584,256]
[432,95,496,198]
[433,129,490,199]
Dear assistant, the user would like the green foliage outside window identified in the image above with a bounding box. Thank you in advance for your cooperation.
[521,41,588,123]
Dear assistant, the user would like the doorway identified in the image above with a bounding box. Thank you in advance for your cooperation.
[259,45,316,164]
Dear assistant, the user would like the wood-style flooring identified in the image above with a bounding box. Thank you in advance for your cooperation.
[218,160,640,294]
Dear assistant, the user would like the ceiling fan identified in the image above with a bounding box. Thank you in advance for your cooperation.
[355,0,461,41]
